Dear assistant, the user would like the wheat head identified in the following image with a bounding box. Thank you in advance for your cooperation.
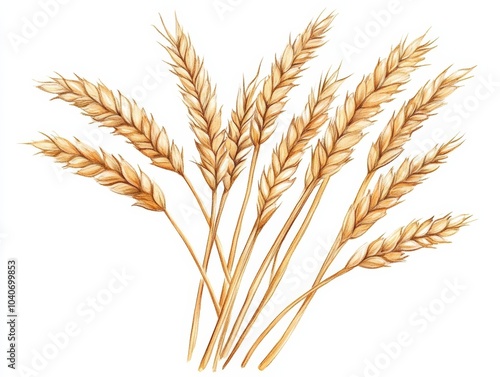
[30,134,166,211]
[157,16,226,191]
[38,76,184,174]
[368,67,473,172]
[257,68,345,227]
[224,68,262,190]
[346,214,471,269]
[249,12,335,146]
[343,136,463,241]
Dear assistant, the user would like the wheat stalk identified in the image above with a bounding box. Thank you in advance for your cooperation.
[255,136,462,368]
[244,213,470,369]
[216,68,263,302]
[221,34,433,366]
[218,68,344,359]
[29,134,223,312]
[214,58,343,372]
[156,14,236,358]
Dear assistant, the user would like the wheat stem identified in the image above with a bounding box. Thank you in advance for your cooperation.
[199,223,260,370]
[183,176,230,278]
[187,190,219,360]
[163,209,221,315]
[227,146,260,275]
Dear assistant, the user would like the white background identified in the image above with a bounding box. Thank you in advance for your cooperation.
[1,0,499,376]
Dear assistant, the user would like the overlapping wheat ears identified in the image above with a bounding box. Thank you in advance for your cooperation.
[30,12,472,371]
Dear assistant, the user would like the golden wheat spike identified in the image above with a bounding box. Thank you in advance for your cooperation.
[30,134,166,211]
[157,15,227,191]
[346,214,472,269]
[38,76,184,174]
[257,67,345,227]
[368,67,473,172]
[224,68,262,189]
[250,12,336,146]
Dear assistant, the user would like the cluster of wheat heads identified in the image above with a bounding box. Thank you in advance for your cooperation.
[30,12,472,371]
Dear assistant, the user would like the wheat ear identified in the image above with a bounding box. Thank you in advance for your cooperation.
[37,76,230,279]
[367,67,473,173]
[38,75,184,173]
[244,213,470,369]
[29,135,222,313]
[224,67,262,191]
[222,34,433,367]
[256,136,462,368]
[345,214,472,268]
[157,15,227,191]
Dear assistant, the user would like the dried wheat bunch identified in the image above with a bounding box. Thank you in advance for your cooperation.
[30,10,472,372]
